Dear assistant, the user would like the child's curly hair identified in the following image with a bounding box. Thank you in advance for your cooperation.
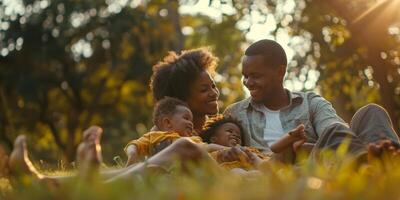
[200,114,245,144]
[153,97,189,128]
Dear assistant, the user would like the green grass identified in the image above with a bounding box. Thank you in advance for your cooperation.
[2,149,400,200]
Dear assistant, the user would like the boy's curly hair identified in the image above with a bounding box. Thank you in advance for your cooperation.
[200,114,245,144]
[150,48,218,101]
[153,97,189,128]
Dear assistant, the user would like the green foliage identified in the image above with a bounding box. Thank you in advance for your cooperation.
[208,0,400,129]
[4,148,400,200]
[0,0,246,163]
[286,0,400,126]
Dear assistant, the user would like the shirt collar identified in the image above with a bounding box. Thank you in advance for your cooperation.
[245,89,303,111]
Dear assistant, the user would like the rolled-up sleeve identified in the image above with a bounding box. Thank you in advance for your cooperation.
[309,94,347,137]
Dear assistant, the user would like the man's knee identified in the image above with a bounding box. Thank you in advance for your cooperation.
[361,103,385,113]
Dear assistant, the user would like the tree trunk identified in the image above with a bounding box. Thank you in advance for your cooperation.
[167,0,184,51]
[367,50,400,133]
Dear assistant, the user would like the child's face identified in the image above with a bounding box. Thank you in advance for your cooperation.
[165,105,194,136]
[211,122,242,147]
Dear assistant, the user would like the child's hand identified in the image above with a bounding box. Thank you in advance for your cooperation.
[125,145,139,166]
[217,146,250,163]
[288,124,306,141]
[241,147,262,166]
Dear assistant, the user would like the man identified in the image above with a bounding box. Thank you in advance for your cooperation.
[224,39,399,161]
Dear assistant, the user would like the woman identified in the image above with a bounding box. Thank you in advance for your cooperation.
[124,48,222,166]
[150,48,220,133]
[2,48,224,184]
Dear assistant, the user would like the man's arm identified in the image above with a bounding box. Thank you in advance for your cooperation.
[309,93,346,137]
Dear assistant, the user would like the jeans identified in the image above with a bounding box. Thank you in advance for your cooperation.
[311,103,399,158]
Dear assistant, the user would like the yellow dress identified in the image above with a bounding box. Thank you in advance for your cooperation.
[125,131,203,157]
[210,147,271,170]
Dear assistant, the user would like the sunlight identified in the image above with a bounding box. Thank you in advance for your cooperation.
[179,0,236,22]
[351,0,400,40]
[352,0,400,25]
[179,0,296,60]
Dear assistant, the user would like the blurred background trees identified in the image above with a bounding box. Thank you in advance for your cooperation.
[0,0,245,163]
[0,0,399,165]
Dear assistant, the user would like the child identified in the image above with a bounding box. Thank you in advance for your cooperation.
[125,97,203,166]
[200,114,306,170]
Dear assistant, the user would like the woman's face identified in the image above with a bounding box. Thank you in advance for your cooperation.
[186,71,220,116]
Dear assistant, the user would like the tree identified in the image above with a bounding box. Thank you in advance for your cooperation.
[209,0,400,132]
[0,0,247,163]
[292,0,400,132]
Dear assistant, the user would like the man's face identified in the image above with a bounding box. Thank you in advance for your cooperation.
[210,122,242,147]
[165,105,194,136]
[241,55,283,103]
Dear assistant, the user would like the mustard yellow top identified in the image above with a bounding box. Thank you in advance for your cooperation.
[210,147,271,170]
[125,131,203,157]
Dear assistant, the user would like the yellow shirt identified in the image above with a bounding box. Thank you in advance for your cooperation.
[125,131,203,157]
[210,147,271,170]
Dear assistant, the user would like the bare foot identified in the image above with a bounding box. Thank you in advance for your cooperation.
[76,126,103,181]
[293,139,306,152]
[367,139,400,162]
[271,124,306,153]
[288,124,306,140]
[8,135,43,179]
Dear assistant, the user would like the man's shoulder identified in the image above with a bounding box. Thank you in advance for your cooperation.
[224,97,251,114]
[290,90,328,105]
[291,90,320,98]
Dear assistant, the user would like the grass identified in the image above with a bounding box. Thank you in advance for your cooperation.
[2,149,400,200]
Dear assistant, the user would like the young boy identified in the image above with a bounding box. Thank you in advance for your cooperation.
[200,114,306,170]
[124,97,203,166]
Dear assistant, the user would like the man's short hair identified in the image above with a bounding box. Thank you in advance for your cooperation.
[150,48,218,101]
[200,114,244,144]
[153,97,189,128]
[245,39,287,68]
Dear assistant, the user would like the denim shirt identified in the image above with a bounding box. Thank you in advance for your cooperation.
[223,89,346,153]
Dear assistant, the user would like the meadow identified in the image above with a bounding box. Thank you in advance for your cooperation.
[2,146,400,200]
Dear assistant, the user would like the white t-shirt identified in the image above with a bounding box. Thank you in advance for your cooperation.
[262,106,285,146]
